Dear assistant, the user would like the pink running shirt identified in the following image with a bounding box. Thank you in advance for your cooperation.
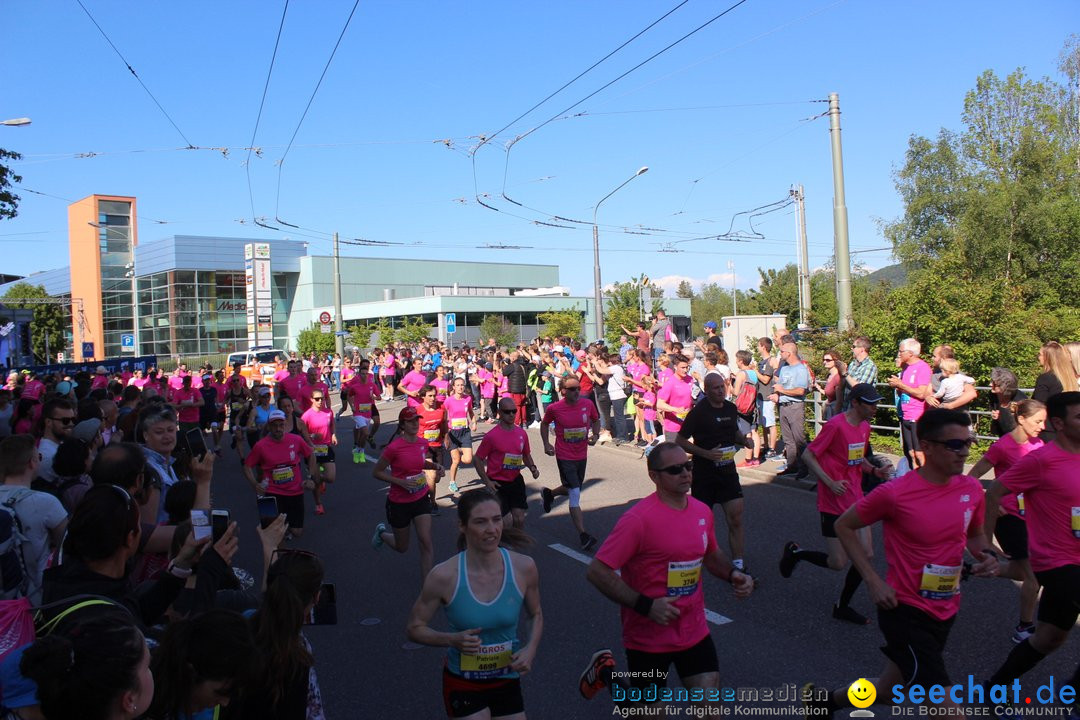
[244,434,312,496]
[542,399,598,461]
[476,425,531,483]
[998,443,1080,573]
[807,413,870,516]
[381,436,430,503]
[657,375,694,433]
[983,434,1044,519]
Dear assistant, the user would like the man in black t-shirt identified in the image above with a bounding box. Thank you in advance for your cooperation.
[675,374,753,575]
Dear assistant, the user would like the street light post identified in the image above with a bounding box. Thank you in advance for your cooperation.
[592,166,648,342]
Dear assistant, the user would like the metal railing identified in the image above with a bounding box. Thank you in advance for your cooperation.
[809,383,1033,444]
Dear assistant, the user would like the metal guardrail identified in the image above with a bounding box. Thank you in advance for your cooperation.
[809,383,1034,444]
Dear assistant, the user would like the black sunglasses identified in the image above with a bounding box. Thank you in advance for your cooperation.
[49,416,76,426]
[656,461,694,475]
[925,437,975,452]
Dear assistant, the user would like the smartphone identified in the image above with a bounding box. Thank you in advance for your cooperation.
[256,495,279,529]
[185,428,208,461]
[190,509,212,542]
[211,509,230,542]
[304,583,337,625]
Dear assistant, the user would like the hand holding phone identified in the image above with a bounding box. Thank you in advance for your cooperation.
[185,428,209,461]
[212,509,231,542]
[190,509,212,542]
[257,496,279,529]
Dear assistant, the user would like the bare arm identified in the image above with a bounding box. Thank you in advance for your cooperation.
[586,558,680,626]
[406,563,481,652]
[835,506,893,608]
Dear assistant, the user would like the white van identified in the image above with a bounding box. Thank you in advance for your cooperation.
[225,348,288,384]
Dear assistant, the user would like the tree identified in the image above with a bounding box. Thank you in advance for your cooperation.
[395,317,434,345]
[604,274,663,345]
[1,283,65,362]
[347,324,374,350]
[0,149,22,221]
[690,282,735,329]
[675,280,694,299]
[477,315,517,349]
[296,322,336,356]
[537,308,583,340]
[741,264,800,326]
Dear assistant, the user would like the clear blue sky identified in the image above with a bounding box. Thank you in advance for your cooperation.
[1,1,1074,297]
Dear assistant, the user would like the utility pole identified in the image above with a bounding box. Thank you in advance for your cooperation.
[727,260,736,316]
[333,232,344,357]
[790,185,811,327]
[828,93,854,332]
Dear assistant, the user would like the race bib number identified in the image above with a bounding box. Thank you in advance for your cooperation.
[230,402,245,414]
[675,410,689,421]
[667,559,702,596]
[459,640,513,679]
[406,473,427,492]
[919,564,961,599]
[715,445,737,466]
[1072,507,1080,538]
[564,427,586,443]
[502,453,524,471]
[1017,494,1024,517]
[450,417,468,429]
[356,403,372,413]
[313,444,328,456]
[423,429,441,442]
[847,442,865,466]
[271,465,294,486]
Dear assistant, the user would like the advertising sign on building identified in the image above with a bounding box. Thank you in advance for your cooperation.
[244,243,274,349]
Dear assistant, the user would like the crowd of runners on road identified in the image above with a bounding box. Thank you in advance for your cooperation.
[0,319,1078,719]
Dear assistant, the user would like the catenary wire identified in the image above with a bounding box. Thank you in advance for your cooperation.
[246,0,291,224]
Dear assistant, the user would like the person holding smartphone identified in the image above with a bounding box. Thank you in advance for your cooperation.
[243,410,317,540]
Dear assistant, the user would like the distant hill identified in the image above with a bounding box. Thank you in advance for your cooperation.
[865,263,907,287]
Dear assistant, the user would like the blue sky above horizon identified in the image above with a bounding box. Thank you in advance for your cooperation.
[1,1,1074,297]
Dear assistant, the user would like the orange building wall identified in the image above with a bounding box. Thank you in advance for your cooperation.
[67,194,138,362]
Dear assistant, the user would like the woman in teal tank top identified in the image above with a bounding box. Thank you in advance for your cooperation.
[408,490,543,719]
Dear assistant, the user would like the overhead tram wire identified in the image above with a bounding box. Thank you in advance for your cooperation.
[246,0,290,226]
[273,0,362,228]
[74,0,194,148]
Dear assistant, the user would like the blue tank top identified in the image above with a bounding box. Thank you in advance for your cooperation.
[254,404,273,428]
[445,547,524,680]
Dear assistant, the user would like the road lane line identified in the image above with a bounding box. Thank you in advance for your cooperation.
[547,543,733,626]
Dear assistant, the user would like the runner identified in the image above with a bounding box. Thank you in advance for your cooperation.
[277,360,308,404]
[417,385,449,515]
[431,364,451,402]
[225,380,251,455]
[299,366,330,413]
[336,357,355,418]
[540,377,601,551]
[675,373,754,575]
[345,358,379,463]
[301,387,337,517]
[984,392,1080,709]
[656,355,694,442]
[381,348,398,402]
[371,406,444,584]
[580,441,753,713]
[242,409,317,540]
[475,397,540,529]
[779,384,892,625]
[399,358,430,409]
[406,489,542,720]
[445,377,477,494]
[967,398,1045,643]
[803,409,999,717]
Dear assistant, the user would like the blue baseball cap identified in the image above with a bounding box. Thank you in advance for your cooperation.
[704,321,717,329]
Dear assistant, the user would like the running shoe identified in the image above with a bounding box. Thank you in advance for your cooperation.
[371,522,386,550]
[779,541,799,578]
[832,603,870,625]
[541,487,554,514]
[578,649,615,700]
[581,533,598,552]
[352,446,362,464]
[1011,622,1036,644]
[448,481,458,493]
[528,421,541,429]
[315,504,326,516]
[358,450,367,464]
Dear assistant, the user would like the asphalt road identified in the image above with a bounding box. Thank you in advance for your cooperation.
[208,397,1080,718]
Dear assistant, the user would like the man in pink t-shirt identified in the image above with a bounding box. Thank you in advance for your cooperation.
[540,377,600,551]
[475,397,540,529]
[299,366,330,413]
[277,360,308,404]
[887,337,933,468]
[243,409,316,539]
[984,391,1080,696]
[804,409,999,716]
[580,441,752,707]
[345,359,379,462]
[655,354,694,442]
[172,375,204,433]
[779,384,892,626]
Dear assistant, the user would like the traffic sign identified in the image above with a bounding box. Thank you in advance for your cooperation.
[120,334,135,352]
[319,311,332,325]
[81,342,94,359]
[445,313,456,334]
[320,324,332,334]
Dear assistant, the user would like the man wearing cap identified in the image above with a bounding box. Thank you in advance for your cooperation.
[779,384,893,625]
[91,366,110,392]
[695,321,723,354]
[243,409,317,539]
[36,398,76,486]
[541,376,601,551]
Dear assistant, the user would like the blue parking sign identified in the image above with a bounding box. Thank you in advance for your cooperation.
[121,334,135,349]
[445,313,456,334]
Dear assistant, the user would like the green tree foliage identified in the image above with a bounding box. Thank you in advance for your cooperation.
[347,324,374,349]
[0,149,22,221]
[741,265,800,325]
[871,58,1080,384]
[604,274,663,345]
[395,317,434,345]
[537,309,583,340]
[1,283,65,362]
[296,322,336,356]
[477,315,517,349]
[675,280,694,299]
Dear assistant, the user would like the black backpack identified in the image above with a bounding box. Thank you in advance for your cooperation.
[0,489,32,601]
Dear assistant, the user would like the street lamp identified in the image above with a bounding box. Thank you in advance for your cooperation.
[88,221,139,357]
[592,166,648,342]
[0,118,31,127]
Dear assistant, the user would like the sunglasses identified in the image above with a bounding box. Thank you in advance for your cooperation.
[925,437,975,452]
[311,396,324,401]
[823,358,834,363]
[656,461,694,475]
[49,416,76,426]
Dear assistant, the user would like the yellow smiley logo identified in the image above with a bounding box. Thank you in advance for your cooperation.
[847,678,876,708]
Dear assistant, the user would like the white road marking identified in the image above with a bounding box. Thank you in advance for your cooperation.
[547,543,733,626]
